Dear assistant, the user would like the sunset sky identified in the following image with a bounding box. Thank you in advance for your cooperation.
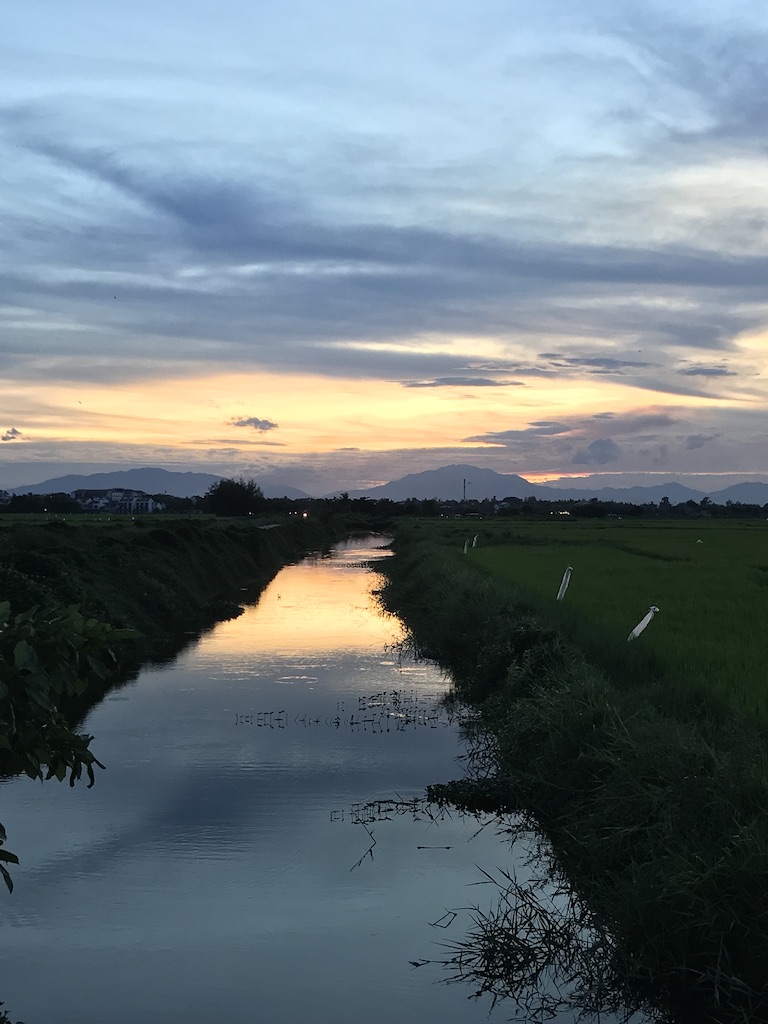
[3,0,768,494]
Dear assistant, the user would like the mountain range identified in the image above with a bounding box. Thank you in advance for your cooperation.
[342,464,768,505]
[8,468,310,500]
[8,464,768,506]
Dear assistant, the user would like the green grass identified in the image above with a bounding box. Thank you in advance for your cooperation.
[460,519,768,723]
[379,521,768,1018]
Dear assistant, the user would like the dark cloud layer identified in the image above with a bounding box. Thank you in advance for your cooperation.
[19,135,768,304]
[1,115,767,396]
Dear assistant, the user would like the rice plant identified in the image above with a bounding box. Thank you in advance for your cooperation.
[464,519,768,723]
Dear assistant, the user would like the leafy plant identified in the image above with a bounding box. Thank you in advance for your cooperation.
[0,600,138,892]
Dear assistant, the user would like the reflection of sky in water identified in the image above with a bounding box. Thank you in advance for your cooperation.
[0,538,646,1024]
[202,556,404,661]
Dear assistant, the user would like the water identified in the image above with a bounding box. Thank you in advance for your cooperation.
[0,537,650,1024]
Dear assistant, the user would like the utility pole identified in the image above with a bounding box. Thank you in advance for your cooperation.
[462,478,467,502]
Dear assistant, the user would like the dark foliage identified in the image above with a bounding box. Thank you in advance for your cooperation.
[203,476,264,516]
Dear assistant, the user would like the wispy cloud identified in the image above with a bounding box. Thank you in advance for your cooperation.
[465,421,573,444]
[539,353,654,372]
[677,364,737,377]
[402,377,525,388]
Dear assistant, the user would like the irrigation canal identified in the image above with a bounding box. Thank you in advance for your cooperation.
[0,536,653,1023]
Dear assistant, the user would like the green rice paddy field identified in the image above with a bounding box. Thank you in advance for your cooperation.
[461,518,768,722]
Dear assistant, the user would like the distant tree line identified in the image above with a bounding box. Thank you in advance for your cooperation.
[4,479,768,520]
[3,492,81,514]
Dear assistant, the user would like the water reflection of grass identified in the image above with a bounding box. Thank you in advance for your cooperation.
[430,861,658,1024]
[344,792,657,1021]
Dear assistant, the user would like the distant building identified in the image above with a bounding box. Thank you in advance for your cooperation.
[71,488,165,513]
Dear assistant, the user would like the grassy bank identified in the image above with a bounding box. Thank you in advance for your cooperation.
[378,521,768,1023]
[0,512,350,713]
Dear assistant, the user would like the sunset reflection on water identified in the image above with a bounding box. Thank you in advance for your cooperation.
[196,537,404,660]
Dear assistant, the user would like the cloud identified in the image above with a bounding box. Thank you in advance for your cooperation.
[652,444,669,466]
[188,436,286,448]
[464,421,573,444]
[229,417,279,432]
[572,439,621,465]
[677,364,737,377]
[1,428,23,442]
[402,377,524,388]
[686,434,717,449]
[466,411,679,449]
[627,377,726,400]
[5,120,768,394]
[539,353,654,372]
[4,4,768,489]
[619,13,768,153]
[528,420,572,431]
[592,412,678,434]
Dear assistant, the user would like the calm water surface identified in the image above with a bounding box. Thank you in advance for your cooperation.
[0,538,645,1024]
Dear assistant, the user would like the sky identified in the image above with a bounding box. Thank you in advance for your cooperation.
[3,0,768,495]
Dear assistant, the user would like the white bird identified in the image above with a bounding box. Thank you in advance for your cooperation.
[627,605,659,641]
